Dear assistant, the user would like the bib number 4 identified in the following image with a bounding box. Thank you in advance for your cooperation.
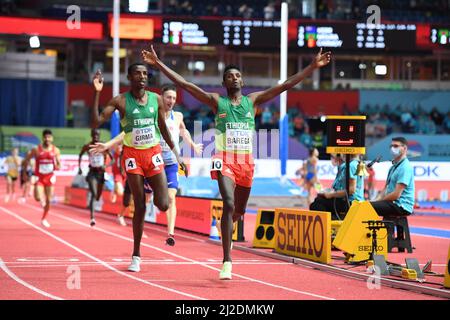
[152,153,163,167]
[125,158,137,172]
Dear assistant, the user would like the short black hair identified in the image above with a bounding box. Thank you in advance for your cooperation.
[223,64,241,81]
[392,136,408,146]
[91,128,100,136]
[42,129,52,136]
[127,62,147,75]
[161,84,177,94]
[309,148,317,156]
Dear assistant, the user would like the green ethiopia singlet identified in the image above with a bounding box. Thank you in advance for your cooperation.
[215,95,255,154]
[120,91,161,149]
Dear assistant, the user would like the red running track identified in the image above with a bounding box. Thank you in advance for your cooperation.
[0,198,444,300]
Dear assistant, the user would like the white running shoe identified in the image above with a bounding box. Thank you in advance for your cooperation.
[41,219,50,228]
[117,215,126,226]
[219,261,232,280]
[128,256,141,272]
[4,195,10,203]
[90,219,96,227]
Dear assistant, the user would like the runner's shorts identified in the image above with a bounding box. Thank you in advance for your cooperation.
[165,163,179,190]
[86,169,105,184]
[210,152,254,188]
[122,145,164,178]
[36,174,56,187]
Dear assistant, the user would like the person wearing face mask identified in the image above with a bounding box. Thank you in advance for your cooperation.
[371,137,415,217]
[310,153,364,220]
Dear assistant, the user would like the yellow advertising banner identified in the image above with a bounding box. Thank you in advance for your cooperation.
[210,200,239,241]
[326,146,366,154]
[274,208,331,264]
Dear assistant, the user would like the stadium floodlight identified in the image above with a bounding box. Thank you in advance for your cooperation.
[29,36,40,48]
[128,0,149,13]
[375,64,387,75]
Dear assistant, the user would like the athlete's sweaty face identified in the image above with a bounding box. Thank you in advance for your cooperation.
[43,134,53,147]
[163,89,177,112]
[223,69,243,90]
[128,65,148,89]
[11,148,18,157]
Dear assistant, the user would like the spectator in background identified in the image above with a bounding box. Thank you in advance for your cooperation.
[225,4,233,16]
[420,115,437,134]
[238,4,253,18]
[166,0,178,14]
[430,107,443,127]
[261,106,273,129]
[312,130,325,148]
[443,111,450,133]
[66,106,74,128]
[210,4,219,16]
[264,2,275,19]
[299,126,313,149]
[342,102,352,115]
[405,114,419,133]
[293,115,307,136]
[180,0,192,15]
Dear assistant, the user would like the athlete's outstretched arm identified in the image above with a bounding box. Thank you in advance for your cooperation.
[89,131,125,154]
[91,70,121,128]
[248,49,331,107]
[142,45,220,113]
[157,96,188,176]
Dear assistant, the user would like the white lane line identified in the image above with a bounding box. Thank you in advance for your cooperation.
[0,207,206,300]
[0,258,64,300]
[25,203,336,300]
[7,261,292,268]
[16,258,81,262]
[54,203,209,243]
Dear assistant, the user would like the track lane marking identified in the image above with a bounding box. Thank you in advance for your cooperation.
[0,206,206,300]
[23,203,335,300]
[0,258,64,300]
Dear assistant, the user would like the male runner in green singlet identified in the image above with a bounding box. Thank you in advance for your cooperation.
[91,63,186,273]
[142,46,331,279]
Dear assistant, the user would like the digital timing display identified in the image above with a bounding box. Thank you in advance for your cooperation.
[295,21,417,51]
[326,116,366,155]
[222,19,281,47]
[355,23,416,50]
[160,18,423,52]
[297,23,353,48]
[162,18,281,48]
[162,19,222,45]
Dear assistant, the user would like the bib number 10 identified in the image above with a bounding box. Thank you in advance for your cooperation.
[211,159,223,171]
